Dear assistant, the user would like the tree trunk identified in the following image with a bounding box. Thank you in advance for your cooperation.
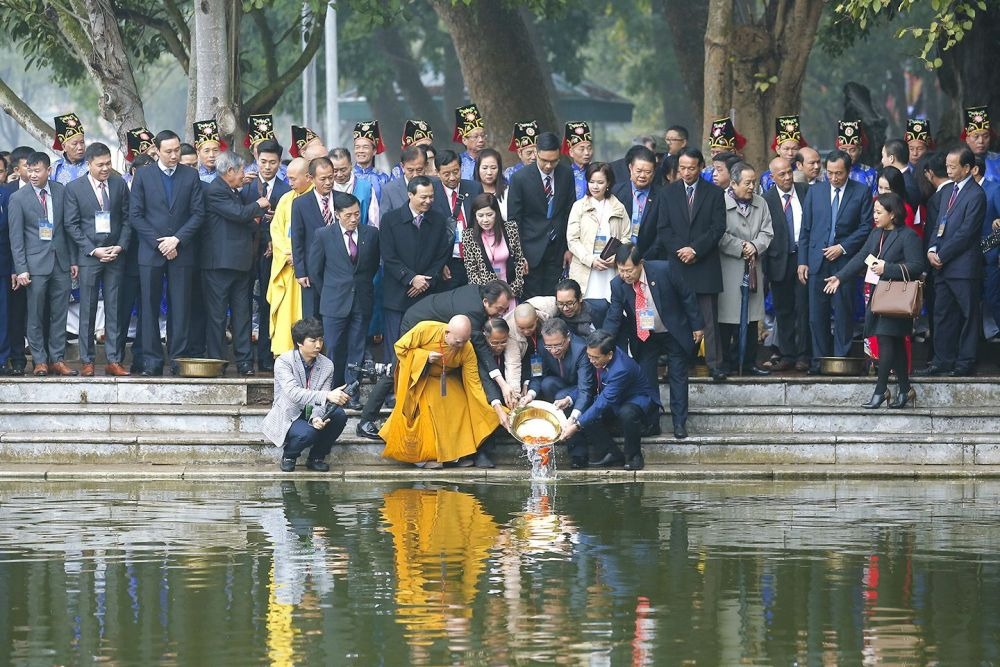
[703,0,733,149]
[729,25,773,170]
[663,0,707,137]
[0,76,54,146]
[937,3,1000,147]
[374,22,449,136]
[427,0,558,149]
[441,39,466,126]
[368,77,408,154]
[194,0,240,142]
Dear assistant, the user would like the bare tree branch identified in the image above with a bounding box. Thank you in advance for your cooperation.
[250,8,278,82]
[118,7,190,71]
[0,76,55,146]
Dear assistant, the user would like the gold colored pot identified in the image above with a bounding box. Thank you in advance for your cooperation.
[173,358,227,378]
[817,356,867,376]
[508,400,567,446]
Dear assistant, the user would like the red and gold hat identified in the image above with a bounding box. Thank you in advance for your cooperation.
[708,117,746,151]
[126,127,155,162]
[53,112,84,151]
[401,119,433,148]
[771,114,807,152]
[961,106,992,142]
[562,121,592,155]
[353,120,386,155]
[244,113,275,149]
[905,118,933,146]
[193,119,227,151]
[508,121,539,152]
[836,119,865,148]
[289,125,320,158]
[453,104,484,143]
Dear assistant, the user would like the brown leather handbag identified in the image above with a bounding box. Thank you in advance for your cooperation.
[870,264,923,318]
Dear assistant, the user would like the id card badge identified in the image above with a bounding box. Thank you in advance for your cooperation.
[937,217,946,238]
[454,227,462,244]
[95,211,112,234]
[639,308,655,331]
[492,265,503,275]
[631,221,640,243]
[530,354,543,377]
[38,218,53,241]
[593,234,608,255]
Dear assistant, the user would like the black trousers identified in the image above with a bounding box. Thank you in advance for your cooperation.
[931,276,981,370]
[203,268,253,366]
[6,280,27,369]
[139,263,195,371]
[118,268,144,368]
[522,242,564,299]
[719,321,760,374]
[583,402,650,461]
[631,330,688,427]
[252,250,272,364]
[770,256,811,362]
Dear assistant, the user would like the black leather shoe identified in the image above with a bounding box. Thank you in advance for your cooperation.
[642,422,661,437]
[710,369,727,382]
[279,458,296,472]
[305,459,330,472]
[474,451,495,468]
[170,364,181,376]
[9,366,24,377]
[746,366,771,377]
[258,361,274,373]
[237,364,255,376]
[345,396,363,411]
[949,366,976,377]
[673,423,688,439]
[141,366,163,377]
[356,420,383,441]
[913,365,948,377]
[589,452,625,468]
[571,456,587,469]
[624,454,645,471]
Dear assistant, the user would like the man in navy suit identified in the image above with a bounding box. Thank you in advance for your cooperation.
[797,149,873,371]
[432,149,483,290]
[309,192,380,401]
[129,130,205,375]
[603,244,704,439]
[917,146,987,376]
[0,169,13,374]
[240,139,290,372]
[64,142,131,376]
[2,146,34,375]
[290,156,337,319]
[560,330,662,471]
[614,145,661,259]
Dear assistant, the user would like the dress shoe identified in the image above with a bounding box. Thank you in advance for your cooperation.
[673,423,688,439]
[889,387,917,409]
[49,361,78,376]
[456,454,476,467]
[10,365,24,376]
[624,454,645,471]
[710,369,728,382]
[862,389,891,409]
[104,362,130,377]
[571,456,587,469]
[913,365,948,377]
[589,452,625,468]
[169,364,181,376]
[474,450,495,468]
[345,396,363,411]
[949,366,976,377]
[33,363,48,377]
[356,420,383,441]
[642,422,661,437]
[237,364,255,377]
[794,360,810,372]
[279,458,296,472]
[807,366,822,375]
[81,363,95,377]
[305,459,330,472]
[767,359,794,372]
[141,366,163,377]
[745,365,771,377]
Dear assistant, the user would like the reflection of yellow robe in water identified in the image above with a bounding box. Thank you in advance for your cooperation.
[380,321,499,463]
[267,185,313,356]
[380,488,499,643]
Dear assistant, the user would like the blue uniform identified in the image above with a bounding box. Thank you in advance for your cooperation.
[503,162,525,182]
[572,162,588,200]
[459,151,477,181]
[849,163,878,195]
[353,164,387,200]
[198,164,217,183]
[389,163,404,182]
[979,179,1000,334]
[984,152,1000,184]
[51,157,87,185]
[701,165,714,183]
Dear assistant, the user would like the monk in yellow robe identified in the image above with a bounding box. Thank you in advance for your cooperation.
[267,157,313,356]
[380,316,499,466]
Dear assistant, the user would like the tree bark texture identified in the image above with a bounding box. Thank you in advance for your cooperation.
[194,0,240,141]
[663,0,707,139]
[703,0,733,146]
[0,76,54,146]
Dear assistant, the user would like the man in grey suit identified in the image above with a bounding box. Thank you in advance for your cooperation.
[380,145,426,213]
[8,152,78,376]
[64,142,131,376]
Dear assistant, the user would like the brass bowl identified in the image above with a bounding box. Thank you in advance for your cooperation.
[508,400,567,446]
[817,356,868,376]
[173,358,226,378]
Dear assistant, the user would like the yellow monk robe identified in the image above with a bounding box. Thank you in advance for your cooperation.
[379,488,499,643]
[380,321,499,463]
[267,184,313,356]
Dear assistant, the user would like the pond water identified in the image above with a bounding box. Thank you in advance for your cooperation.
[0,479,998,666]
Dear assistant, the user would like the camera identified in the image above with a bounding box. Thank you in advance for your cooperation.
[342,360,393,398]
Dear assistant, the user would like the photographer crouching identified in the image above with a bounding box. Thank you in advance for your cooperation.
[261,318,351,472]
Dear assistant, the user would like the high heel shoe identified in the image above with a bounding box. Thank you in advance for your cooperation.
[889,388,916,409]
[862,389,891,409]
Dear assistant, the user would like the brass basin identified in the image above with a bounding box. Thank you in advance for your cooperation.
[508,400,567,446]
[173,358,226,378]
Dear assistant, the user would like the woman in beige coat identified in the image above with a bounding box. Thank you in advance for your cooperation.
[718,161,773,376]
[566,162,630,328]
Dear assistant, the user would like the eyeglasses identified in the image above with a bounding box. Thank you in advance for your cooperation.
[556,300,578,310]
[543,341,568,351]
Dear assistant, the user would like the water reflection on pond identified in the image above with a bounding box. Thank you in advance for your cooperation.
[0,480,999,665]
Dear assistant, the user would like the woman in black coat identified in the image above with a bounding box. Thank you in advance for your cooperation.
[823,193,925,409]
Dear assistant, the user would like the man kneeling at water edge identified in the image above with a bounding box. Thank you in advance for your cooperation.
[261,318,350,472]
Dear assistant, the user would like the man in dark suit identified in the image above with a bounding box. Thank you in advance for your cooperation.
[64,142,131,376]
[379,175,452,358]
[656,147,727,381]
[0,165,14,375]
[2,146,33,375]
[290,156,337,319]
[920,151,950,340]
[881,139,923,209]
[917,146,987,376]
[129,130,205,375]
[507,131,575,298]
[603,244,704,439]
[380,145,425,213]
[762,157,811,371]
[240,139,290,372]
[797,149,873,370]
[432,149,483,290]
[614,145,661,259]
[8,152,78,376]
[356,280,514,440]
[309,191,380,402]
[202,151,271,375]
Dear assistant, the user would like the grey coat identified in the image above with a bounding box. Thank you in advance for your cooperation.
[261,350,334,447]
[718,192,773,324]
[8,180,74,276]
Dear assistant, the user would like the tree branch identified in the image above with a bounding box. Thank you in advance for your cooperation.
[118,7,190,71]
[250,8,278,82]
[163,0,190,51]
[0,75,55,146]
[375,21,449,134]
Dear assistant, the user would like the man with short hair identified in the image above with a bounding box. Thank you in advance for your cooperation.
[268,158,313,356]
[51,113,88,185]
[881,138,922,208]
[455,104,487,180]
[329,147,379,227]
[433,149,484,290]
[244,113,287,184]
[663,125,688,157]
[794,147,823,185]
[501,299,558,400]
[380,145,426,213]
[553,278,597,336]
[64,142,131,376]
[290,156,337,318]
[352,120,389,196]
[614,145,661,259]
[178,143,198,168]
[710,151,740,190]
[564,121,593,200]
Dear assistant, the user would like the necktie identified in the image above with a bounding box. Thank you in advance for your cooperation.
[783,193,794,252]
[450,189,464,223]
[633,281,650,342]
[347,230,357,263]
[38,188,48,216]
[99,182,110,211]
[259,179,268,199]
[413,213,423,229]
[544,175,557,240]
[451,189,465,258]
[946,184,959,213]
[543,175,553,204]
[686,185,695,213]
[321,195,333,225]
[829,187,841,246]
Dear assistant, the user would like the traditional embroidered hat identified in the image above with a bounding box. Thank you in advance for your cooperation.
[509,121,539,152]
[244,113,276,149]
[453,104,485,142]
[708,117,746,151]
[53,112,85,151]
[289,125,320,158]
[193,119,227,151]
[962,106,991,142]
[771,114,807,152]
[126,127,155,162]
[562,121,592,155]
[836,119,865,148]
[353,120,386,155]
[402,119,433,148]
[905,118,932,146]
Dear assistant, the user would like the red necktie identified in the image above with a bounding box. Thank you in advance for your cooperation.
[451,189,465,258]
[634,281,650,341]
